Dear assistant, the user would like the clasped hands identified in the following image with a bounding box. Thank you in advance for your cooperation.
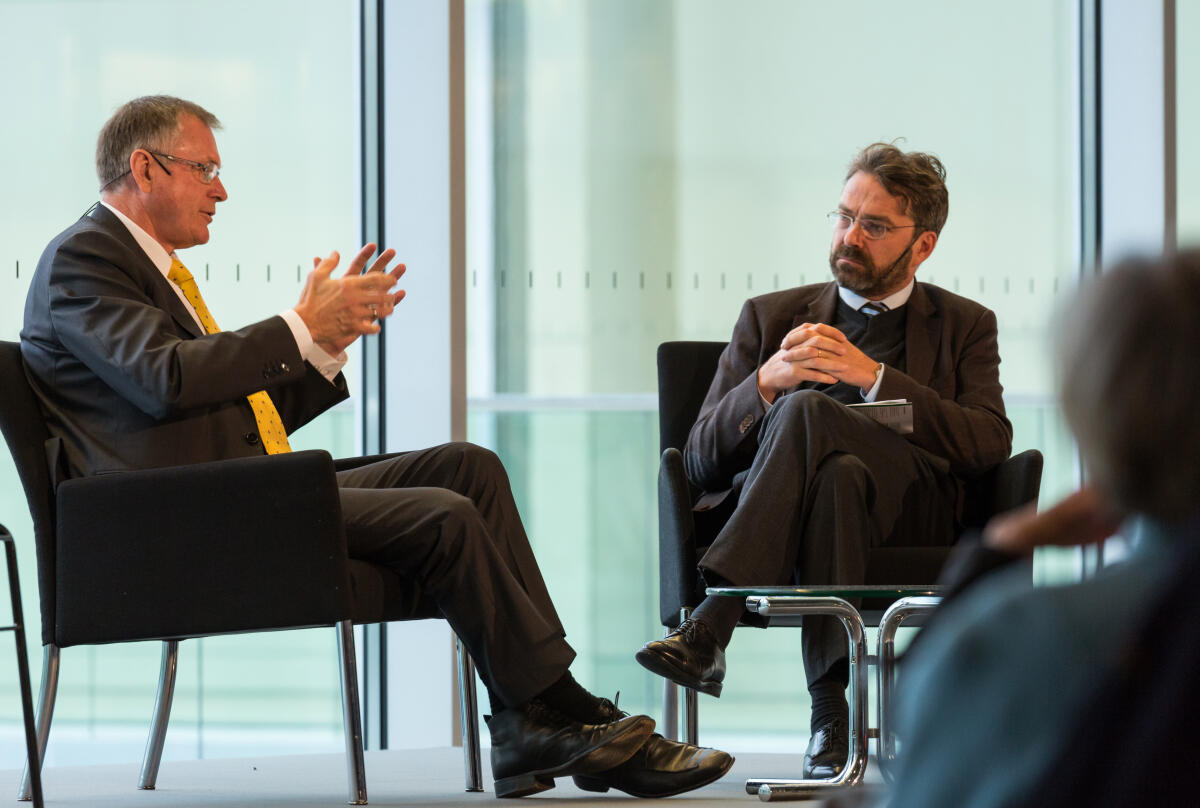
[293,243,406,356]
[756,322,881,404]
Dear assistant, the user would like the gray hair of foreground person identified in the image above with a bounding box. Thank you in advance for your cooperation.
[95,95,221,191]
[1056,248,1200,524]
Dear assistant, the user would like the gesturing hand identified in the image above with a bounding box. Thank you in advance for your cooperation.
[293,243,406,356]
[982,487,1125,556]
[756,322,880,404]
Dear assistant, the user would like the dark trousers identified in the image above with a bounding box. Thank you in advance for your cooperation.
[336,442,575,707]
[699,391,958,687]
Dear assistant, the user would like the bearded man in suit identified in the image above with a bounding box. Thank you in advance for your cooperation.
[636,143,1012,779]
[21,95,731,799]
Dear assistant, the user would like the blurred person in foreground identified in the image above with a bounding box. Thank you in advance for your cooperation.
[884,249,1200,807]
[20,94,732,799]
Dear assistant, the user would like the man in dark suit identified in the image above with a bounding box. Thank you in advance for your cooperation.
[21,95,731,799]
[636,143,1012,778]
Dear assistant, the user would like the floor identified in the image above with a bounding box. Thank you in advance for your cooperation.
[0,747,886,807]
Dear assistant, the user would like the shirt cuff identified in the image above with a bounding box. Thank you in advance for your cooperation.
[279,309,347,382]
[860,364,885,402]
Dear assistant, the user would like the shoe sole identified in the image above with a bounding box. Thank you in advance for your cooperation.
[493,716,654,798]
[572,753,736,798]
[635,648,724,697]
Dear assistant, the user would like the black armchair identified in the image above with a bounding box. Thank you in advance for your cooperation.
[655,340,1043,742]
[0,340,481,804]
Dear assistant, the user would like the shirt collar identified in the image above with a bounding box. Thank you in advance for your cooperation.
[99,200,176,276]
[838,277,915,312]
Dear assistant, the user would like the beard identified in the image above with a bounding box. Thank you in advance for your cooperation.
[829,239,915,299]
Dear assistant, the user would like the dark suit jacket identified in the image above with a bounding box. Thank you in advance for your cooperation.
[20,205,347,479]
[685,280,1012,498]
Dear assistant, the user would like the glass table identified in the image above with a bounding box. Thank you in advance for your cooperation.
[705,585,943,801]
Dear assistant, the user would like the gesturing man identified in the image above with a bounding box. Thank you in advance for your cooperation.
[636,143,1012,779]
[21,95,731,799]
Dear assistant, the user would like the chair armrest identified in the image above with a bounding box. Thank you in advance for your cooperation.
[54,450,352,647]
[658,448,699,628]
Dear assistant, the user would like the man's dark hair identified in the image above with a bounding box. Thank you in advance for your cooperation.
[1058,249,1200,524]
[846,142,949,235]
[96,95,221,191]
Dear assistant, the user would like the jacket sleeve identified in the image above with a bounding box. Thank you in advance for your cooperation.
[683,298,770,491]
[45,226,333,421]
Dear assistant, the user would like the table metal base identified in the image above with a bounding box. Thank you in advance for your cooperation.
[706,588,941,801]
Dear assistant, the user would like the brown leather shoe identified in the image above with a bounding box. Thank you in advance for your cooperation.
[486,699,654,798]
[635,618,727,696]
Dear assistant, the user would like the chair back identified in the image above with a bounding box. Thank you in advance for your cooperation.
[0,341,57,644]
[961,448,1044,530]
[657,341,727,454]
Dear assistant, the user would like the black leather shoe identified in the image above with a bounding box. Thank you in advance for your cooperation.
[802,716,849,779]
[486,699,654,798]
[635,618,726,696]
[573,698,735,798]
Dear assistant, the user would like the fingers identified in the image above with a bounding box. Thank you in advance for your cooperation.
[344,243,379,276]
[366,248,397,275]
[312,251,340,279]
[781,322,848,350]
[781,337,844,364]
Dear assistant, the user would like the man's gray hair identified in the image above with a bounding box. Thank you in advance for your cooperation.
[1057,249,1200,524]
[96,95,221,191]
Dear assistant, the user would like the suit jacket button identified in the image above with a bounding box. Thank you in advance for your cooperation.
[280,362,290,373]
[244,432,260,446]
[738,414,755,434]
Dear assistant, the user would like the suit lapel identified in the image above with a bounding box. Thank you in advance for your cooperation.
[793,281,841,329]
[904,282,940,385]
[88,205,205,339]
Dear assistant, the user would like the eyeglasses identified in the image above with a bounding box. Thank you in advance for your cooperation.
[827,211,917,241]
[148,151,221,184]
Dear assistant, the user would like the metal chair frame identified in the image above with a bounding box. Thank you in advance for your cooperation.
[17,627,482,805]
[0,528,43,808]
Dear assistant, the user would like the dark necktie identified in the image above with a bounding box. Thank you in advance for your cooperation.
[860,301,889,317]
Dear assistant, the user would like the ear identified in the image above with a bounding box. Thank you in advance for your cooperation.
[128,149,155,193]
[911,230,938,267]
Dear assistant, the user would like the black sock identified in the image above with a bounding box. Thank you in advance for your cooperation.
[808,660,849,733]
[534,671,607,724]
[690,594,742,649]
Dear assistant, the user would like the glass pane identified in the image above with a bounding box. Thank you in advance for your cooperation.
[0,0,358,762]
[466,0,1077,746]
[1179,1,1200,246]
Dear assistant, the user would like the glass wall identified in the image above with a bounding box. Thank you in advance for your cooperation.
[465,0,1078,746]
[1180,1,1200,246]
[0,0,359,764]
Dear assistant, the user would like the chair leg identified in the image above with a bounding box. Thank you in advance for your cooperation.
[683,686,699,746]
[454,636,483,792]
[661,679,679,742]
[337,620,368,805]
[18,644,58,803]
[3,533,42,808]
[138,640,179,790]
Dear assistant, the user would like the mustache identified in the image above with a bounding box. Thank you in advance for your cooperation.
[833,244,869,264]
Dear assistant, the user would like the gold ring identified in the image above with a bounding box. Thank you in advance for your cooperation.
[817,349,823,359]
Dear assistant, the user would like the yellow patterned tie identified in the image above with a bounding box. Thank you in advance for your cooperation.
[167,258,292,454]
